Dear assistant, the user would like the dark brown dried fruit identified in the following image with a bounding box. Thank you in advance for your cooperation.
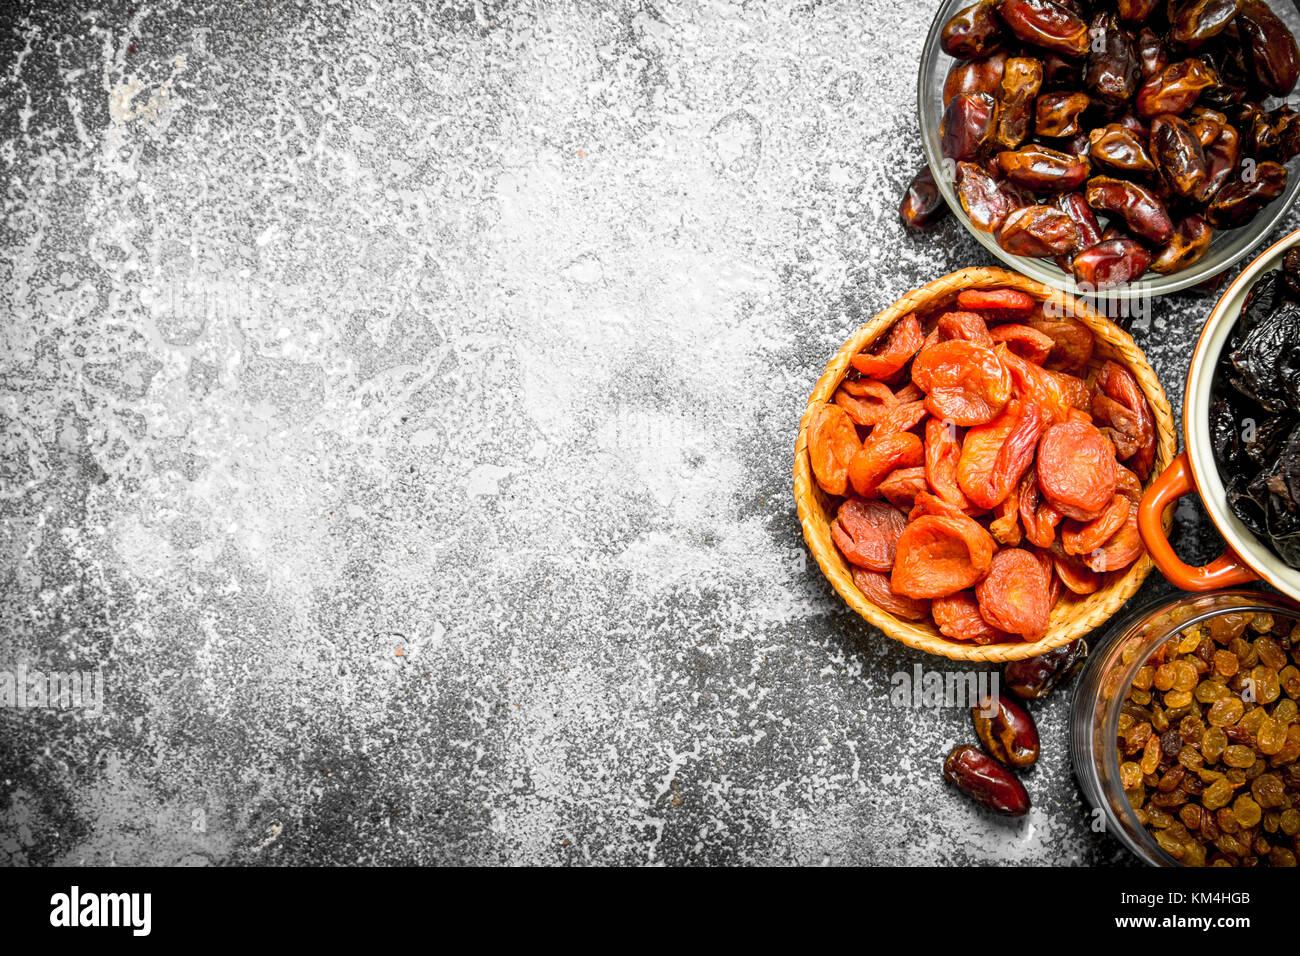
[944,744,1031,816]
[1085,175,1174,244]
[997,144,1091,192]
[1035,91,1090,138]
[1238,0,1300,97]
[1003,638,1087,699]
[998,204,1079,256]
[1206,160,1288,229]
[900,165,950,231]
[973,693,1040,767]
[996,57,1044,149]
[942,0,1006,60]
[1089,124,1158,176]
[1086,11,1141,104]
[1151,113,1210,199]
[1136,59,1219,118]
[1149,215,1213,275]
[1072,238,1151,288]
[945,52,1010,106]
[942,92,998,161]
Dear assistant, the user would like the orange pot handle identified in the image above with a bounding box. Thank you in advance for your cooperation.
[1137,453,1257,591]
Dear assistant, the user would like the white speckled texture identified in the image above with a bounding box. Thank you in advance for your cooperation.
[1,0,1291,866]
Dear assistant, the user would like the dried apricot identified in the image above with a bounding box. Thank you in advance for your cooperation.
[834,381,894,427]
[892,514,996,599]
[848,431,924,498]
[1053,554,1102,594]
[851,568,930,621]
[956,398,1044,510]
[869,400,928,436]
[975,548,1053,641]
[831,498,908,572]
[1037,420,1118,519]
[924,418,971,510]
[851,314,924,381]
[807,403,861,496]
[956,288,1036,312]
[1018,466,1062,548]
[1092,361,1156,480]
[1080,504,1143,573]
[1062,494,1131,556]
[990,485,1022,546]
[989,323,1055,364]
[875,466,928,509]
[937,310,993,345]
[911,340,1013,426]
[1025,315,1094,374]
[1001,347,1081,423]
[932,591,1011,644]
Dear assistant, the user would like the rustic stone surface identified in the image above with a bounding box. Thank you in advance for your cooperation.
[2,0,1293,865]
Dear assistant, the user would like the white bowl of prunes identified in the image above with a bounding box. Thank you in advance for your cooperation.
[1137,228,1300,599]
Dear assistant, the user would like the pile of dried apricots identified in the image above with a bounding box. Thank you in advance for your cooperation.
[807,285,1156,644]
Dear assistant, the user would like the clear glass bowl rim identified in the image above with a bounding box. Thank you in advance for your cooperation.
[916,0,1300,300]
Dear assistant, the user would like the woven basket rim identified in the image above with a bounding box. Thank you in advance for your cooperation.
[792,265,1177,662]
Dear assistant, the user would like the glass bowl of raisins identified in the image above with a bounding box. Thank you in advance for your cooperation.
[918,0,1300,298]
[1072,589,1300,866]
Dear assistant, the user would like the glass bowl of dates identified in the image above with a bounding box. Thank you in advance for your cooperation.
[1072,590,1300,866]
[1138,227,1300,598]
[917,0,1300,298]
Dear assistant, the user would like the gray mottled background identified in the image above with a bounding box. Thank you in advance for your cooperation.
[0,0,1286,866]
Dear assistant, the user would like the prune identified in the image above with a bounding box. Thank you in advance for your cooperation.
[942,92,998,161]
[1003,637,1087,698]
[892,513,996,598]
[944,744,1031,817]
[1072,238,1152,288]
[975,547,1053,639]
[1237,0,1300,97]
[900,164,949,231]
[933,591,1010,643]
[958,398,1045,510]
[912,339,1013,425]
[1151,113,1210,199]
[1037,420,1118,517]
[1136,58,1219,118]
[1089,123,1158,175]
[957,161,1014,232]
[995,57,1044,149]
[1230,301,1300,413]
[831,498,908,571]
[1150,214,1213,274]
[808,403,861,496]
[1085,175,1174,244]
[925,417,973,510]
[973,693,1040,766]
[998,204,1079,256]
[1035,91,1090,137]
[996,144,1091,192]
[1086,12,1141,105]
[848,430,925,498]
[945,51,1010,106]
[942,0,1006,60]
[851,568,931,621]
[852,313,924,380]
[1171,1,1245,48]
[1206,160,1288,229]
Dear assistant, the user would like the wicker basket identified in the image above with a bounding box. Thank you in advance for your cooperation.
[793,266,1177,662]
